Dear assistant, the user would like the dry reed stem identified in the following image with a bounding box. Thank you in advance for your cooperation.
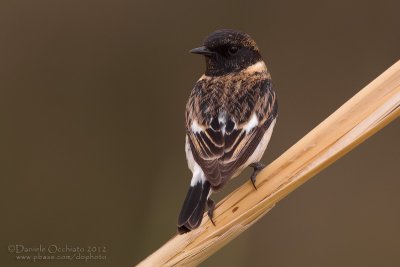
[137,60,400,267]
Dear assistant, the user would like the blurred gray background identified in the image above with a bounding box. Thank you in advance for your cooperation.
[0,0,399,266]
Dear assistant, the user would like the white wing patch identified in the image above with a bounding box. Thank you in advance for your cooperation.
[186,135,206,186]
[232,118,277,178]
[191,120,203,133]
[218,112,227,135]
[185,135,195,172]
[190,162,206,186]
[243,113,259,133]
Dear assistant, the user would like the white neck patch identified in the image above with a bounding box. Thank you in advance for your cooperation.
[243,61,267,74]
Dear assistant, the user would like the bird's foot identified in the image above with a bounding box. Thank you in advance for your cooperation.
[249,162,266,190]
[207,198,216,226]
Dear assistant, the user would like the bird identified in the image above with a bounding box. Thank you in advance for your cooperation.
[178,29,278,234]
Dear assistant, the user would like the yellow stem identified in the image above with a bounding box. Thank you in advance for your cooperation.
[137,60,400,267]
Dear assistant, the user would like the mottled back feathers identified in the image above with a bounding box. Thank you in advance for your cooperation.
[185,67,277,189]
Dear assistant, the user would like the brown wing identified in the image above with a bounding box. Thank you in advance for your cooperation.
[186,77,277,188]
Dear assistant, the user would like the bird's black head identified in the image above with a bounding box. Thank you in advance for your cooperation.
[190,29,263,76]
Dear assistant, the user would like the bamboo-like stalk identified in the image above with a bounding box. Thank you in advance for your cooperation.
[137,61,400,267]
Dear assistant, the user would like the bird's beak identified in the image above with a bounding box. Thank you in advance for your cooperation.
[189,46,214,56]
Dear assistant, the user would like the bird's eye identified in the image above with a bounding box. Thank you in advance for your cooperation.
[228,46,239,55]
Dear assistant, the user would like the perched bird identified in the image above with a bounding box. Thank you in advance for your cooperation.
[178,29,278,234]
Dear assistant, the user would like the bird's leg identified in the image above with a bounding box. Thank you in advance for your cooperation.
[249,162,266,190]
[207,198,216,226]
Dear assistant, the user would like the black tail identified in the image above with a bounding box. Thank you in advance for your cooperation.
[177,180,211,234]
